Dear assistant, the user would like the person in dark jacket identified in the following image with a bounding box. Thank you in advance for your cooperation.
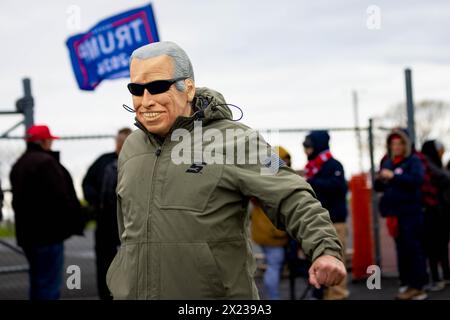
[10,125,84,300]
[421,140,450,290]
[445,160,450,232]
[446,160,450,210]
[0,179,3,222]
[82,127,131,300]
[374,128,428,300]
[302,130,349,300]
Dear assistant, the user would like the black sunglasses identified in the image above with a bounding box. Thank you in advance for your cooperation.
[127,77,188,96]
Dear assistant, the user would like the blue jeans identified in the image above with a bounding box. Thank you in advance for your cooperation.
[261,246,285,300]
[23,242,64,300]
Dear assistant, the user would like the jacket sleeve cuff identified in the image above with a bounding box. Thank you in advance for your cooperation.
[311,243,344,262]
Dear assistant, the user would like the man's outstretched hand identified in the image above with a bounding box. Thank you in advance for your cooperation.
[308,255,346,289]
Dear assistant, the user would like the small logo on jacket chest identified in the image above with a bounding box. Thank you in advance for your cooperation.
[186,162,207,173]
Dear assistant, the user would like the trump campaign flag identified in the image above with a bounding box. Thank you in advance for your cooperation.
[66,4,159,91]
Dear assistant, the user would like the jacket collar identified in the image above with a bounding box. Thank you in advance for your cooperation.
[26,142,60,162]
[387,129,412,159]
[134,87,232,147]
[133,103,203,146]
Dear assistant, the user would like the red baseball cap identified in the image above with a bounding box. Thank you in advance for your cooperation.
[26,125,60,142]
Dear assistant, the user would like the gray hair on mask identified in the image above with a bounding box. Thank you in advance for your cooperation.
[130,41,194,92]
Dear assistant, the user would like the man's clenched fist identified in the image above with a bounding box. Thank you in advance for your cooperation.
[308,255,346,289]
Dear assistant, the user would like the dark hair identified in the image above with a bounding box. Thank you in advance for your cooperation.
[117,127,132,136]
[421,140,443,168]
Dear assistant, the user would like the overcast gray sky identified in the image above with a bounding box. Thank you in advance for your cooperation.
[1,0,450,202]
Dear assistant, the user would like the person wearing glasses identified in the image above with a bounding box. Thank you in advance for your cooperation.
[106,41,345,299]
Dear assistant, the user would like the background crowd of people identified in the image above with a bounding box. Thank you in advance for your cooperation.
[252,128,450,300]
[375,129,450,300]
[3,124,450,300]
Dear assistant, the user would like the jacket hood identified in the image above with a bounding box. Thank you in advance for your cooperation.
[387,128,412,158]
[193,87,233,124]
[304,130,330,160]
[134,87,232,142]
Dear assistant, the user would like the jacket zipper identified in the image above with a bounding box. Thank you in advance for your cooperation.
[146,139,165,299]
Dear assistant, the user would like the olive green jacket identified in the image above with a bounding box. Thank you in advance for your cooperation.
[106,87,343,299]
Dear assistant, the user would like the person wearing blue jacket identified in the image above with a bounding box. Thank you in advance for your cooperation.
[303,130,349,300]
[374,128,428,300]
[0,179,3,222]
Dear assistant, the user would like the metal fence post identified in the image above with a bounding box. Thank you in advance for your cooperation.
[22,78,34,131]
[405,68,416,145]
[368,118,381,268]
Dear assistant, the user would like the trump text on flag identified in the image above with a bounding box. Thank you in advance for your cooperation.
[66,4,159,91]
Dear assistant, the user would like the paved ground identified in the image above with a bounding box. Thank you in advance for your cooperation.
[0,231,98,300]
[1,230,450,300]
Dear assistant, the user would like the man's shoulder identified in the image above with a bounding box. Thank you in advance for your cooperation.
[119,129,153,163]
[206,120,267,145]
[12,151,60,180]
[97,152,116,161]
[86,152,116,173]
[327,157,344,169]
[318,157,340,170]
[22,150,56,166]
[205,118,252,132]
[312,158,345,181]
[125,128,146,143]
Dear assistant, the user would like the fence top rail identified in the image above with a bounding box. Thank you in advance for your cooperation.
[0,126,392,140]
[0,111,21,115]
[256,127,370,133]
[0,134,116,140]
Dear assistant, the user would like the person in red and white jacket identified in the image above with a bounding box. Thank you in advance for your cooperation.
[303,130,349,300]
